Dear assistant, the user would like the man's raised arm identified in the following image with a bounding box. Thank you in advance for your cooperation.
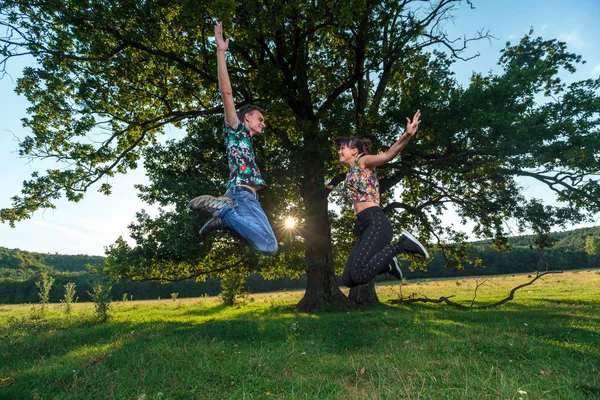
[215,22,237,127]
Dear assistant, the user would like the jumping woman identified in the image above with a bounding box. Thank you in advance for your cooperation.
[331,110,429,287]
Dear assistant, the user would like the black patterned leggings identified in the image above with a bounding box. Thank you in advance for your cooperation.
[342,206,399,287]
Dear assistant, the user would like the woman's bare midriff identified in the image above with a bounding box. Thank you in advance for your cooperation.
[353,201,379,215]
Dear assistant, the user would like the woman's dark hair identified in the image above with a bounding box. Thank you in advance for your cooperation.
[237,104,265,121]
[333,137,372,155]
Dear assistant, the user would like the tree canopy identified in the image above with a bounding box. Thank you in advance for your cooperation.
[2,0,599,310]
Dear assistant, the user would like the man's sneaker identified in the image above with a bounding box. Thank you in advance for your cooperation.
[397,230,430,259]
[199,216,226,238]
[388,257,403,280]
[188,195,232,215]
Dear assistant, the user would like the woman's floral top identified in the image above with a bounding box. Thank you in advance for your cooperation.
[333,155,380,204]
[224,118,266,191]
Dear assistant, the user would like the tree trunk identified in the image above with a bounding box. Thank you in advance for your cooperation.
[297,268,355,311]
[296,131,355,311]
[348,281,379,305]
[296,193,355,311]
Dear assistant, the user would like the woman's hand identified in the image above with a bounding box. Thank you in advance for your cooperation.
[404,109,421,137]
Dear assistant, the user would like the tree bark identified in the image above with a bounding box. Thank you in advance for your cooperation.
[297,268,355,311]
[296,131,355,311]
[348,281,379,305]
[296,190,355,311]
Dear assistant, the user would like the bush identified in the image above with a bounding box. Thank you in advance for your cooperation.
[35,272,54,314]
[219,273,246,306]
[61,282,78,314]
[88,282,112,323]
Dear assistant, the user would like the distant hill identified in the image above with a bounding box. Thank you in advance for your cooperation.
[470,226,600,249]
[403,226,600,279]
[0,247,105,280]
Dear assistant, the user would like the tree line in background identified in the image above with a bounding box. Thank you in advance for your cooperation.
[1,226,598,304]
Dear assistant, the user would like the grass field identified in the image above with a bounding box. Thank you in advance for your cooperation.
[1,270,599,399]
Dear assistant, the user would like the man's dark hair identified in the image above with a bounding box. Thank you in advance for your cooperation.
[237,104,265,121]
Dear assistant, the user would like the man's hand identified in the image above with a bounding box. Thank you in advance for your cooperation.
[215,22,229,51]
[404,109,421,137]
[215,21,236,126]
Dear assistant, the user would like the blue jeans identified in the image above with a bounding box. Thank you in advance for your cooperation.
[219,186,278,256]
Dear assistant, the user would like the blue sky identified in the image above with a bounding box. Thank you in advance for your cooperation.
[1,0,600,256]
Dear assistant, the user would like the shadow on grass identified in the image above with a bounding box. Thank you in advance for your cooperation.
[2,301,599,399]
[532,298,600,308]
[395,301,600,359]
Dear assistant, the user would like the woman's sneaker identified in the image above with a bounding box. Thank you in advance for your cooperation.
[188,195,232,215]
[388,257,403,280]
[397,230,429,259]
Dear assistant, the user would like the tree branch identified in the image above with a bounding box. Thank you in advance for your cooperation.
[389,270,563,309]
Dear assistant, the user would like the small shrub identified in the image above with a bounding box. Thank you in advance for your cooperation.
[35,272,55,315]
[219,273,246,306]
[61,282,78,315]
[122,293,128,302]
[29,306,42,321]
[170,293,178,301]
[236,290,251,307]
[88,282,112,323]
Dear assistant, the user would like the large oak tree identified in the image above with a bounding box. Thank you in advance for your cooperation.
[2,0,598,310]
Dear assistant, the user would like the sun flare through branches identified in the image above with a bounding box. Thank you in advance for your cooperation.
[284,217,296,229]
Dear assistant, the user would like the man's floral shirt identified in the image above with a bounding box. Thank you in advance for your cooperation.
[224,119,266,191]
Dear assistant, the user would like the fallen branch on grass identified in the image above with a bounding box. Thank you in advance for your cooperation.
[388,270,563,309]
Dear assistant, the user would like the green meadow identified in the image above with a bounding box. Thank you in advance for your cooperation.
[1,270,599,399]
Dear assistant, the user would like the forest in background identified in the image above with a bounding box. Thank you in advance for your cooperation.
[1,226,598,304]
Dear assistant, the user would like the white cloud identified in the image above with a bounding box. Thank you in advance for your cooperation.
[592,64,600,76]
[558,31,584,49]
[28,218,88,237]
